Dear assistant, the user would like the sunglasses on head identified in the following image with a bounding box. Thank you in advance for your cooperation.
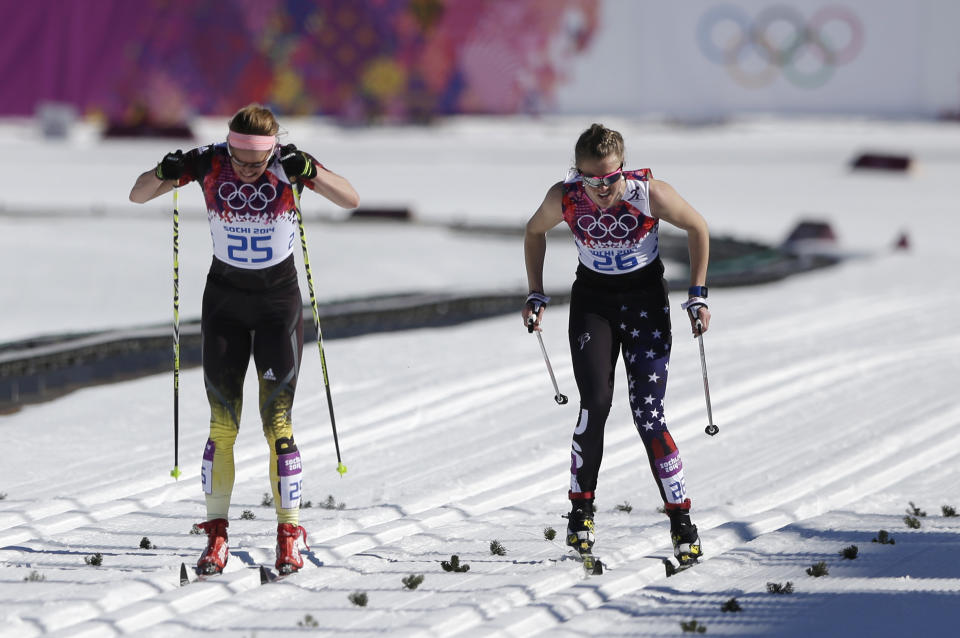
[578,165,623,188]
[227,144,276,169]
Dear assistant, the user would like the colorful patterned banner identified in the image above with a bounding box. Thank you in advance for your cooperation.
[0,0,599,123]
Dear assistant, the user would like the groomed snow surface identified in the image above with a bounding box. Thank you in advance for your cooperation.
[1,117,959,636]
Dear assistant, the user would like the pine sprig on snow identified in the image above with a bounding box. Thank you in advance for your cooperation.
[441,555,470,572]
[840,545,858,560]
[320,495,345,510]
[721,598,742,612]
[806,561,829,577]
[544,527,557,541]
[402,574,425,590]
[766,581,794,594]
[297,614,319,627]
[872,530,895,545]
[680,619,707,633]
[906,501,926,517]
[489,540,506,556]
[348,592,369,607]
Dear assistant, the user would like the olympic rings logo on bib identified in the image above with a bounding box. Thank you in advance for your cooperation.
[577,213,639,240]
[218,182,278,212]
[696,5,863,89]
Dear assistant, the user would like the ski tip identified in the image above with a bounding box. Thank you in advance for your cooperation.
[336,463,347,477]
[259,565,275,585]
[170,466,182,480]
[664,557,698,577]
[179,562,190,586]
[584,557,603,576]
[577,552,604,575]
[663,558,677,577]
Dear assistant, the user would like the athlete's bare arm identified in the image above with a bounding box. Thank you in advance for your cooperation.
[649,178,711,332]
[301,165,360,209]
[129,170,176,204]
[523,182,565,327]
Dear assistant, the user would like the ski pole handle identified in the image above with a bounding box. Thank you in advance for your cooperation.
[526,304,545,334]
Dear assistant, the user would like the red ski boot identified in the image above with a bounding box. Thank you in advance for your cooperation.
[196,518,229,575]
[275,523,310,575]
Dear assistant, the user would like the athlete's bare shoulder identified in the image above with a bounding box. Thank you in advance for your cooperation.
[544,180,564,206]
[525,182,565,234]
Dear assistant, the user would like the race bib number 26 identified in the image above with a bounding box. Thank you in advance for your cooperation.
[591,249,640,272]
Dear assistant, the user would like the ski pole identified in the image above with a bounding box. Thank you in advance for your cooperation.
[695,319,719,437]
[291,184,347,476]
[527,315,568,405]
[171,187,182,479]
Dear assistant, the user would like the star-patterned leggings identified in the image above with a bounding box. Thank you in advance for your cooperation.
[566,262,691,511]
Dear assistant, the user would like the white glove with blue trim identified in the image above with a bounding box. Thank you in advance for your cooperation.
[681,296,708,319]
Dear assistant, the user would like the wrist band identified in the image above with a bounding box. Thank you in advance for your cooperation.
[526,292,551,305]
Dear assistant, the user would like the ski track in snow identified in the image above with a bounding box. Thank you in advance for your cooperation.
[3,119,960,636]
[2,254,960,637]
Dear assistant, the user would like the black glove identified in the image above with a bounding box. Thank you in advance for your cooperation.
[280,144,318,179]
[155,150,184,181]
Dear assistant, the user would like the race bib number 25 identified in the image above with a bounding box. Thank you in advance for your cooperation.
[227,233,273,263]
[219,230,296,265]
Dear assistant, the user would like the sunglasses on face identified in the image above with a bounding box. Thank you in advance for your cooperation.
[227,145,275,169]
[578,165,623,188]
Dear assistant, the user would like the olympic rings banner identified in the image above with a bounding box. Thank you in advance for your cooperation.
[554,0,960,118]
[1,0,958,121]
[695,4,865,90]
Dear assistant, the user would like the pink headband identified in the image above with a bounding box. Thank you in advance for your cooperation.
[227,131,277,151]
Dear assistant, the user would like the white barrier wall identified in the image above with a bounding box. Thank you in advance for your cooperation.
[556,0,960,118]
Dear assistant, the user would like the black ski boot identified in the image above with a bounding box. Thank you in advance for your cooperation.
[668,508,702,566]
[564,498,596,555]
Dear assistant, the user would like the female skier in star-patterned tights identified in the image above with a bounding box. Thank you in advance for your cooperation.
[522,123,710,567]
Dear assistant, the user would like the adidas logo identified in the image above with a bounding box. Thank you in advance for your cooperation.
[263,368,276,381]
